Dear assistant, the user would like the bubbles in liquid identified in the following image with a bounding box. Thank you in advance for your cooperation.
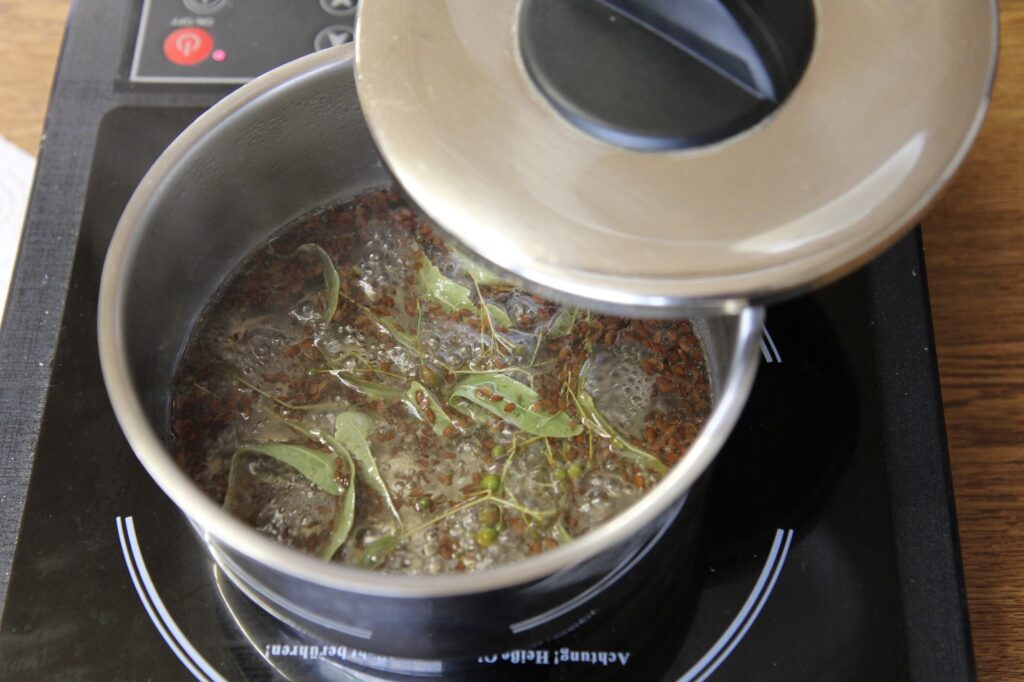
[317,335,343,356]
[356,223,415,298]
[504,293,540,322]
[426,324,479,367]
[223,324,304,378]
[586,347,655,435]
[248,328,284,358]
[356,277,376,300]
[291,300,319,324]
[388,347,418,375]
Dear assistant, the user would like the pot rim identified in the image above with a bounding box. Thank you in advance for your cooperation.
[98,45,765,598]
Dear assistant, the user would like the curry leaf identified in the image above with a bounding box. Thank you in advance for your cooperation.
[454,251,510,287]
[419,254,514,329]
[333,371,455,438]
[449,398,498,426]
[336,411,376,439]
[554,520,573,545]
[483,303,514,330]
[297,244,340,322]
[228,443,346,496]
[370,314,420,352]
[335,412,402,525]
[224,441,355,561]
[574,391,668,475]
[276,421,363,560]
[449,374,582,438]
[548,307,579,339]
[417,255,475,312]
[356,305,418,353]
[323,466,356,560]
[331,370,406,401]
[407,381,454,436]
[359,534,400,569]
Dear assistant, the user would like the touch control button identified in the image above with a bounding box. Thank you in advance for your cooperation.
[163,27,214,66]
[319,0,357,16]
[184,0,228,14]
[314,25,354,51]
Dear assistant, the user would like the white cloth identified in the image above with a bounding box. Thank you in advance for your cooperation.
[0,136,35,320]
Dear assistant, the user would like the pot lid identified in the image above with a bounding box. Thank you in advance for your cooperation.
[354,0,997,314]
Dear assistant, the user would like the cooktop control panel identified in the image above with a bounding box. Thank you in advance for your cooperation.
[130,0,358,84]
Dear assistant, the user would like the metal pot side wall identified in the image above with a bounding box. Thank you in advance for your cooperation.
[197,486,702,659]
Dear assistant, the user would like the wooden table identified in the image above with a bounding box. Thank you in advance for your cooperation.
[1,1,1021,678]
[923,4,1024,676]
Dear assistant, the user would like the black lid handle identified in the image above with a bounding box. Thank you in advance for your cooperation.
[518,0,814,149]
[597,0,778,101]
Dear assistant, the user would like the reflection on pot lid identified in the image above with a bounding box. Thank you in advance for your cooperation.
[354,0,997,314]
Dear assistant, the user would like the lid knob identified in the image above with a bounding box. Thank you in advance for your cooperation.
[519,0,815,150]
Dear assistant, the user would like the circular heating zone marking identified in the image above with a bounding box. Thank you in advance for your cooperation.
[164,28,214,66]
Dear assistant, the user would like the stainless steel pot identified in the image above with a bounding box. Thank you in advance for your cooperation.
[98,45,763,659]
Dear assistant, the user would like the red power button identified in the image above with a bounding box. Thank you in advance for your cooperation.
[163,28,214,66]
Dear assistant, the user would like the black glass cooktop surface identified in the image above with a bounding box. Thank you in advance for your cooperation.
[0,105,973,681]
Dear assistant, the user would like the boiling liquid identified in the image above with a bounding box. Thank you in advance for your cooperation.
[171,190,711,574]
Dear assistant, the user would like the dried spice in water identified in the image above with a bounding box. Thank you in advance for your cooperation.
[170,189,713,574]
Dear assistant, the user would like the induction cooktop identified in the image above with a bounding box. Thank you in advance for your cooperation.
[0,2,973,680]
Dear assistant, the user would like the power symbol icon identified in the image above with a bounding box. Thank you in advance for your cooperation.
[163,28,214,66]
[177,34,202,57]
